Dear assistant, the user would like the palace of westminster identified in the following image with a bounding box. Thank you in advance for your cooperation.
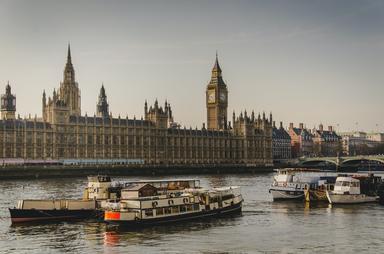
[0,46,273,165]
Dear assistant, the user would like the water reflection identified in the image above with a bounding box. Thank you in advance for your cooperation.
[103,215,242,247]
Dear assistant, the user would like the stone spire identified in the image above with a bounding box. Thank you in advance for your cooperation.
[64,43,75,83]
[59,44,81,116]
[96,84,109,118]
[67,43,72,64]
[208,51,226,88]
[211,51,222,78]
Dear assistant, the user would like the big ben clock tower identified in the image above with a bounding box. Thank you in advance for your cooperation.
[206,53,228,130]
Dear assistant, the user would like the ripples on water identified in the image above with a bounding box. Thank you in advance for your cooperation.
[1,173,384,253]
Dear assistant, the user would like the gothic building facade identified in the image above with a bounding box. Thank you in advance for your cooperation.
[0,46,273,166]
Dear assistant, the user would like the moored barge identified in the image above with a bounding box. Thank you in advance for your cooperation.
[9,200,98,223]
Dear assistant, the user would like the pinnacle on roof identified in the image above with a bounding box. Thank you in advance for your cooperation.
[67,43,72,64]
[212,51,222,73]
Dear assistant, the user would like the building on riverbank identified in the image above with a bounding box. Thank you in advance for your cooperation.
[340,131,384,156]
[312,124,341,157]
[288,123,313,158]
[0,46,273,166]
[272,121,291,162]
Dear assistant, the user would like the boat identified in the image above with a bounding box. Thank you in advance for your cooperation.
[9,176,209,224]
[304,176,336,202]
[104,181,243,226]
[9,199,98,223]
[269,168,326,201]
[326,174,382,204]
[9,175,115,224]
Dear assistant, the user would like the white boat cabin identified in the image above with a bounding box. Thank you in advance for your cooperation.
[85,175,113,200]
[333,177,360,195]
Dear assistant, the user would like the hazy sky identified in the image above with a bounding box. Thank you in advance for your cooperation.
[0,0,383,132]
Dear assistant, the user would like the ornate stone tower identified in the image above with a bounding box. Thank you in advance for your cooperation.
[1,82,16,120]
[58,44,81,116]
[145,99,174,128]
[206,53,228,130]
[96,84,109,118]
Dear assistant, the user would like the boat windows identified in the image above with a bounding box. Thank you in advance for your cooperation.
[222,194,235,200]
[156,208,164,216]
[145,209,153,217]
[193,204,199,211]
[164,207,172,214]
[187,204,193,211]
[336,181,352,187]
[180,205,187,212]
[171,206,179,213]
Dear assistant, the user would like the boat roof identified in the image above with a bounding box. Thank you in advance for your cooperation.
[213,186,240,191]
[128,179,199,183]
[336,176,359,182]
[123,183,157,191]
[276,168,327,173]
[87,175,111,182]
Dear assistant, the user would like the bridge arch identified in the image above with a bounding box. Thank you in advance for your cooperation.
[340,157,384,166]
[299,158,338,167]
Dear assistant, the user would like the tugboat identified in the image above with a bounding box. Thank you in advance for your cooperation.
[104,180,243,226]
[326,174,382,204]
[269,168,328,201]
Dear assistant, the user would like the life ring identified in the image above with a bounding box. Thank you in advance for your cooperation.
[183,198,188,203]
[283,183,287,187]
[152,201,158,208]
[168,199,174,205]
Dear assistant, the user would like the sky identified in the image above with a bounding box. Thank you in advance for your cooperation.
[0,0,383,132]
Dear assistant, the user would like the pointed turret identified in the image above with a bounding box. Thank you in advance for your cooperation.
[1,82,16,120]
[42,90,46,107]
[67,43,72,64]
[212,51,222,77]
[59,44,81,116]
[64,43,75,83]
[96,84,109,118]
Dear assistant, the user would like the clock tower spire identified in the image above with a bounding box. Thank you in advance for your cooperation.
[206,53,228,130]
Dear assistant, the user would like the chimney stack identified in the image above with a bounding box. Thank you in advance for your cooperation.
[328,126,333,132]
[272,121,276,128]
[289,123,294,129]
[299,123,304,129]
[319,124,324,131]
[280,121,283,129]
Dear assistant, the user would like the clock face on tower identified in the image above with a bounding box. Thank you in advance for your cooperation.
[220,91,226,102]
[208,89,216,104]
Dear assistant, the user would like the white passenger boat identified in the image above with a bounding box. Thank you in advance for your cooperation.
[269,169,328,201]
[326,176,380,204]
[104,180,243,226]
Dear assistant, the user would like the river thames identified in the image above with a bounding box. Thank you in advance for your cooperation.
[1,173,384,253]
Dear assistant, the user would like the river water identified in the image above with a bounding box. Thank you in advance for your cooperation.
[0,173,384,253]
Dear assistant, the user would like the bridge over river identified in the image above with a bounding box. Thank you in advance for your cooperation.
[297,155,384,170]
